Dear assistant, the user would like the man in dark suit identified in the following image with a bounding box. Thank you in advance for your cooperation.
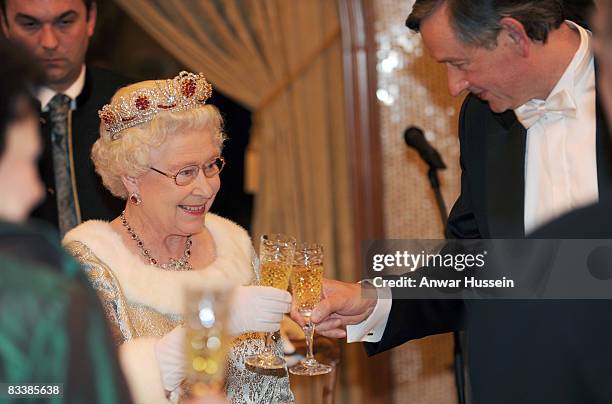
[292,1,612,402]
[1,0,128,235]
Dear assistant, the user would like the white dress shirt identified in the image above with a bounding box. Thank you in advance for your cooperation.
[347,21,598,343]
[520,22,597,234]
[38,65,86,111]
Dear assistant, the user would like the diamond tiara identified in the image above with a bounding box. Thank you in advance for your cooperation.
[98,71,213,140]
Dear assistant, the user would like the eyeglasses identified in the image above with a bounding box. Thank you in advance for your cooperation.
[150,157,225,186]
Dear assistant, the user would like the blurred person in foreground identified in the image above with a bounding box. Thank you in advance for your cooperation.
[0,37,132,403]
[62,72,294,403]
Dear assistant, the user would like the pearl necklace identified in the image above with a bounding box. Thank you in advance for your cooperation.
[120,211,193,271]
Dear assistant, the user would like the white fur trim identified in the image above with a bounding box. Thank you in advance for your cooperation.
[63,213,254,315]
[118,337,167,404]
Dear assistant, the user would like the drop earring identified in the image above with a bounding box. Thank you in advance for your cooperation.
[129,193,142,205]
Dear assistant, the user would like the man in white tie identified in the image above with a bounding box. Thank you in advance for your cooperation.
[293,1,612,403]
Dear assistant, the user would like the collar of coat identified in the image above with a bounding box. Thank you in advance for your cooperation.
[62,213,255,315]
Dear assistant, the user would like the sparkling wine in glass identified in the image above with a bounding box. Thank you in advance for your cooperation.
[184,286,232,397]
[245,233,295,370]
[289,243,333,376]
[260,261,292,290]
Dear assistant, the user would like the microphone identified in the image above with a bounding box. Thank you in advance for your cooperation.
[403,127,457,399]
[403,126,446,170]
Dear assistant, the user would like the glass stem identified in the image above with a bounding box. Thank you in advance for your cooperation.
[303,321,315,363]
[263,332,275,356]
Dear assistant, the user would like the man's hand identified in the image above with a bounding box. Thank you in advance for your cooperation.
[291,278,377,338]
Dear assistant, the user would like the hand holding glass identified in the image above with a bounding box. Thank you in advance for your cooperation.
[245,234,295,369]
[289,243,333,376]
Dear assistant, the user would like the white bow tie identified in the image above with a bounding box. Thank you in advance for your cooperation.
[514,89,577,129]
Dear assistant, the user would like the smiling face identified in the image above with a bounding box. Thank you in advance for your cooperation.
[1,0,95,92]
[419,2,532,112]
[127,128,221,237]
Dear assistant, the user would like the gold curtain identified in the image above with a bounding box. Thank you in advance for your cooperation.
[113,0,357,401]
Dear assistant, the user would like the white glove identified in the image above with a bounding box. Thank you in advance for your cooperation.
[155,325,186,392]
[227,286,292,335]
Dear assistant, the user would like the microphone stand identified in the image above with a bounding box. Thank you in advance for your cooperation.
[425,166,466,404]
[427,168,448,232]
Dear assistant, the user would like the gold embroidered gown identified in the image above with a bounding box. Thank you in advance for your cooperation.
[63,214,294,404]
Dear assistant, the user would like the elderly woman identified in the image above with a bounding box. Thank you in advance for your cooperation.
[63,72,294,403]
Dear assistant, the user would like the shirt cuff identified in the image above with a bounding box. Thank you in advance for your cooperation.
[346,284,392,343]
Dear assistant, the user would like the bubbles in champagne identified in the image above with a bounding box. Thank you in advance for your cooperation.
[260,261,292,290]
[291,264,323,316]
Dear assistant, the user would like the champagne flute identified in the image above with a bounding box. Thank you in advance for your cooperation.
[184,286,233,397]
[245,233,296,369]
[289,243,333,376]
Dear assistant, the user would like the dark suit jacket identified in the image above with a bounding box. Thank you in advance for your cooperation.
[447,92,612,239]
[365,93,612,403]
[32,66,130,229]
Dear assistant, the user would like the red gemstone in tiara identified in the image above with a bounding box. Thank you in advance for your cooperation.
[181,79,197,98]
[135,95,151,111]
[98,71,213,140]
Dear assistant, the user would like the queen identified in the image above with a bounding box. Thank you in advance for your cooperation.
[63,72,294,403]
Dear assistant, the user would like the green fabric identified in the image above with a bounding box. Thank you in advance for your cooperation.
[0,258,68,404]
[0,221,131,404]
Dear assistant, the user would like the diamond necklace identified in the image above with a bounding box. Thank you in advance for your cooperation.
[120,211,193,271]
